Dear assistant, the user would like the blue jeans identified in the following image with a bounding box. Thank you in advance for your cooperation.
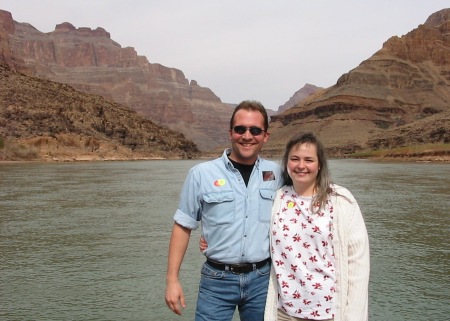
[195,260,271,321]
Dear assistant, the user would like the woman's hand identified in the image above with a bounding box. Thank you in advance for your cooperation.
[199,235,208,252]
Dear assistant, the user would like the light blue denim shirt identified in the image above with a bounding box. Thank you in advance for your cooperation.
[174,149,283,264]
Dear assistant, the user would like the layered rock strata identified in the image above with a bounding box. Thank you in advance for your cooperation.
[266,9,450,156]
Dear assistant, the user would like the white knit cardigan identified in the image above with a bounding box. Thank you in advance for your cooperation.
[264,185,370,321]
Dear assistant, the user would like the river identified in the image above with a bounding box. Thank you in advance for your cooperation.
[0,159,449,320]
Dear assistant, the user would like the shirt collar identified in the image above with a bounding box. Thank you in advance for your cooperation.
[222,148,260,170]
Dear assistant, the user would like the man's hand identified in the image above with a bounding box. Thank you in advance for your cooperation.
[165,280,186,315]
[165,223,191,315]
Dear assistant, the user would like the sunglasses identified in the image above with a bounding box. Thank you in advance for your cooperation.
[232,125,265,136]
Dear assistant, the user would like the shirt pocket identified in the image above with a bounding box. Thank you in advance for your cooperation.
[202,191,235,225]
[259,189,276,222]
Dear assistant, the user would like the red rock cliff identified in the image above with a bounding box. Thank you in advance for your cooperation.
[0,10,233,151]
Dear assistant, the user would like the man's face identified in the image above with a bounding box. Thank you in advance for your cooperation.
[228,109,269,165]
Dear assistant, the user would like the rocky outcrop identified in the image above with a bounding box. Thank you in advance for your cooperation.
[0,10,13,65]
[266,9,450,157]
[0,10,233,151]
[367,109,449,148]
[0,63,201,161]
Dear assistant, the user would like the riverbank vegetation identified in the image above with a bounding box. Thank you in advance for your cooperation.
[351,143,450,162]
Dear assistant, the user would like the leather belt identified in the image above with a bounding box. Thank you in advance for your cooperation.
[206,258,270,274]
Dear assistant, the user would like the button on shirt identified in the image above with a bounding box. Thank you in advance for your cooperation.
[174,149,283,264]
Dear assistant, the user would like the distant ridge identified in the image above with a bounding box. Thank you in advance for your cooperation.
[277,83,322,114]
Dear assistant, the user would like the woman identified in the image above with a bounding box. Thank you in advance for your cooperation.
[264,132,370,321]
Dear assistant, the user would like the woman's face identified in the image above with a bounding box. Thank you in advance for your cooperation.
[287,142,320,196]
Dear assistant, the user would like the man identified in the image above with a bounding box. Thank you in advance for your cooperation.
[165,100,283,321]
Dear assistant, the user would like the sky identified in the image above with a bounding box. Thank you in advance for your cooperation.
[1,1,448,110]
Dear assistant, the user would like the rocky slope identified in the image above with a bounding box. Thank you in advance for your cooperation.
[0,9,233,151]
[265,9,449,157]
[0,63,200,161]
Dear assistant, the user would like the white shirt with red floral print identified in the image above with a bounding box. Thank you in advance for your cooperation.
[271,185,336,320]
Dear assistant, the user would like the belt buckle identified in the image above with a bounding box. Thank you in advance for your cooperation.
[230,265,240,274]
[230,264,252,274]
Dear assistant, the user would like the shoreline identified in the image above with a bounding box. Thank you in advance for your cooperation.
[1,155,449,164]
[365,155,450,163]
